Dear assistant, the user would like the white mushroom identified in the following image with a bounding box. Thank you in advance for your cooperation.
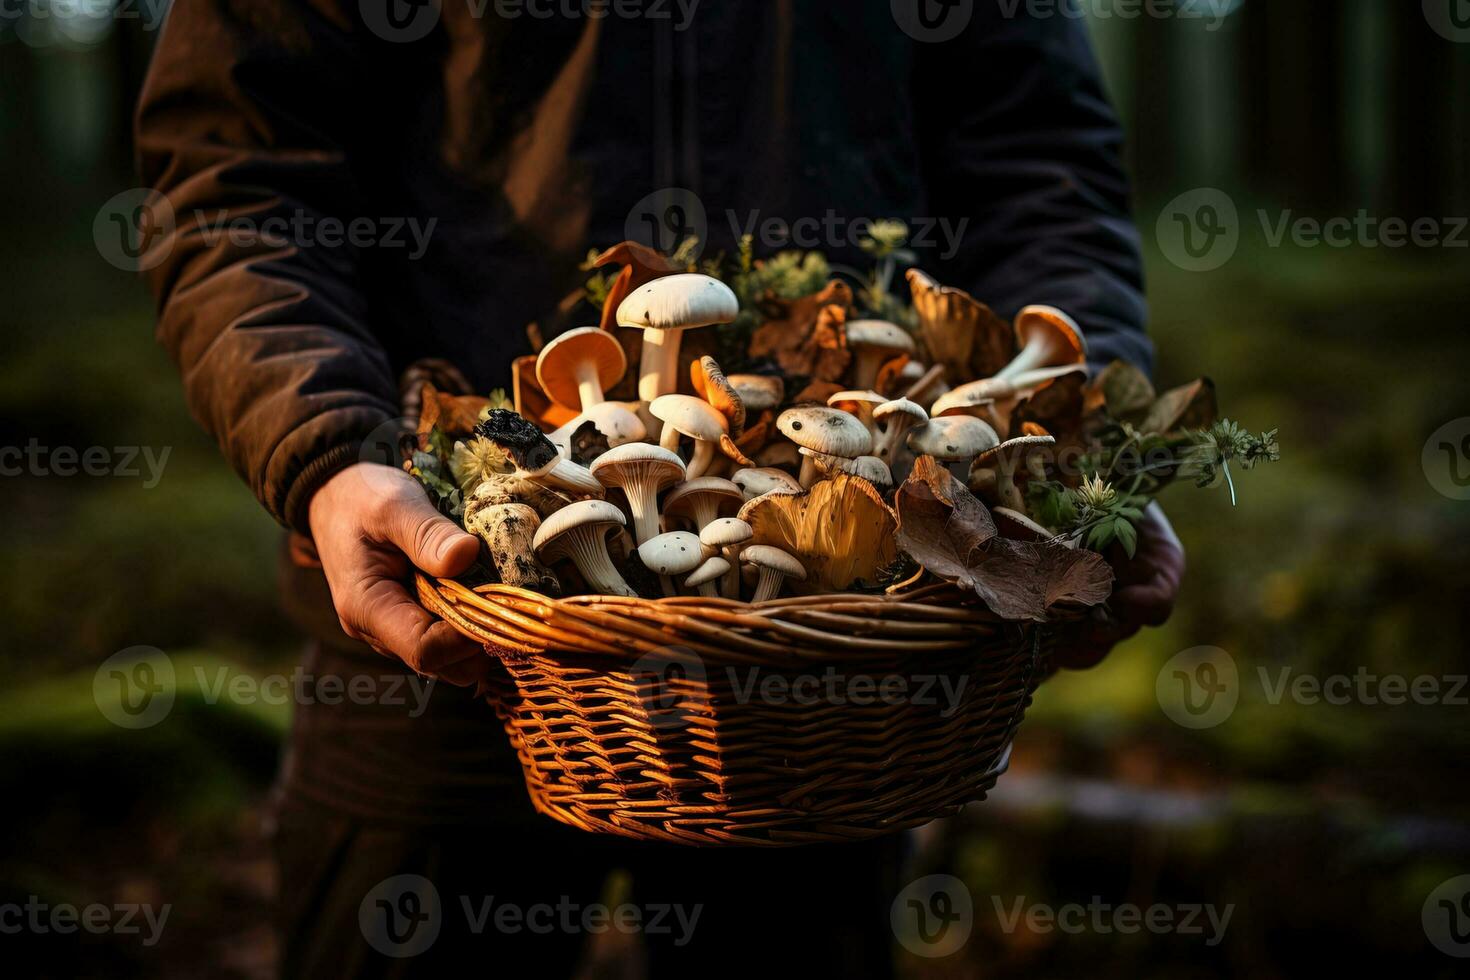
[742,545,806,602]
[662,477,744,531]
[776,406,872,488]
[730,466,803,501]
[727,374,784,412]
[589,442,686,545]
[699,516,753,598]
[638,530,705,597]
[549,401,647,453]
[931,364,1086,417]
[973,434,1057,513]
[685,556,731,598]
[844,319,915,389]
[616,274,739,402]
[533,499,636,597]
[799,449,892,489]
[907,416,1001,481]
[871,398,928,463]
[651,394,729,480]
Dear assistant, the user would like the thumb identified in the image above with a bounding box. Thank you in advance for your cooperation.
[381,493,481,577]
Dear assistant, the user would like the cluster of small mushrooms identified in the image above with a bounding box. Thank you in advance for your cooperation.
[459,269,1088,602]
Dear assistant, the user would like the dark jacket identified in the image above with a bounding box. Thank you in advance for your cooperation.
[137,0,1149,534]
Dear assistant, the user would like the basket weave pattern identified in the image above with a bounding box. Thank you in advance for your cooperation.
[419,575,1042,846]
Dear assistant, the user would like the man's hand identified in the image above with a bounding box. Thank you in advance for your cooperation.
[307,463,490,686]
[1052,502,1185,670]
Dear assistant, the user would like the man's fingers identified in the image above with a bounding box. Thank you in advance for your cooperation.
[350,578,484,684]
[376,492,481,577]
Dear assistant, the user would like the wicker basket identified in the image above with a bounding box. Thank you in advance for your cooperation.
[418,574,1043,846]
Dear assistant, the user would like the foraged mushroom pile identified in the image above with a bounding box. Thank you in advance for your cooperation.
[407,231,1279,622]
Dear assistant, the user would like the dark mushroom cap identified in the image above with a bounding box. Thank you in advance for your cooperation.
[475,409,559,475]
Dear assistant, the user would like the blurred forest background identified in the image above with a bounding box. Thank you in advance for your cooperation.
[2,2,1469,977]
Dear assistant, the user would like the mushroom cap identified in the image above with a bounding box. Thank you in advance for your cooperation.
[650,393,729,442]
[845,319,915,354]
[731,466,803,499]
[700,516,753,550]
[535,326,627,410]
[906,416,1001,461]
[799,449,892,487]
[742,544,806,581]
[727,374,784,411]
[690,356,746,435]
[685,556,731,590]
[729,371,787,411]
[551,401,646,449]
[826,389,886,418]
[776,406,872,458]
[589,442,687,491]
[873,398,928,426]
[533,498,626,554]
[637,531,705,576]
[615,274,739,332]
[663,477,744,519]
[932,379,1012,417]
[975,434,1057,468]
[1014,305,1086,362]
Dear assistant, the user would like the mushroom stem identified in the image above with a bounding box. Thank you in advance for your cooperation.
[658,421,683,453]
[574,360,606,409]
[562,529,636,597]
[721,545,745,599]
[996,333,1059,382]
[468,503,561,596]
[686,439,716,480]
[905,363,947,401]
[751,568,787,603]
[626,488,662,546]
[993,457,1026,513]
[797,454,821,489]
[638,330,681,402]
[873,418,918,463]
[851,349,887,390]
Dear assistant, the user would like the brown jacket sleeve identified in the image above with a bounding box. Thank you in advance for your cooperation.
[136,0,399,532]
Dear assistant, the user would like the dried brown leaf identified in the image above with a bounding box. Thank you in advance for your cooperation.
[1142,378,1217,435]
[895,457,1112,622]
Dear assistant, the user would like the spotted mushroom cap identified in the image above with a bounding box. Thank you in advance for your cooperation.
[637,531,705,577]
[906,415,1001,462]
[776,406,872,458]
[700,516,753,551]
